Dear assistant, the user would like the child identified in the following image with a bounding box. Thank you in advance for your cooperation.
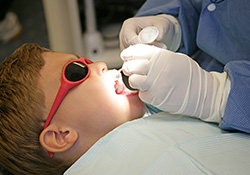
[0,43,146,175]
[1,43,250,175]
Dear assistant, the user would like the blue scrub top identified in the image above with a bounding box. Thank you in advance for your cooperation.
[135,0,250,133]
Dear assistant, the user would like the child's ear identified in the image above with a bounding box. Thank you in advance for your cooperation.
[39,124,78,154]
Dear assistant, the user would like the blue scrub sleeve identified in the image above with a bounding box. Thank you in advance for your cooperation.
[220,61,250,133]
[135,0,250,68]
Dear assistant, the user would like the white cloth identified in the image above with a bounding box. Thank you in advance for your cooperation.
[64,112,250,175]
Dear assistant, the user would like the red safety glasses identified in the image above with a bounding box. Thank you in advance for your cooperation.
[43,56,92,157]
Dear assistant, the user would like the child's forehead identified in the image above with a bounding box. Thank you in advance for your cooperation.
[39,52,78,82]
[42,52,79,61]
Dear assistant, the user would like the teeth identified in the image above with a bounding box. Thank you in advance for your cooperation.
[115,80,124,94]
[115,71,122,84]
[114,73,124,94]
[114,69,138,95]
[115,69,122,80]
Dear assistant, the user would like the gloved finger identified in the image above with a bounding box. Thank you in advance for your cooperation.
[129,74,151,91]
[152,42,167,49]
[138,91,151,105]
[150,15,170,41]
[153,14,178,41]
[153,24,168,41]
[119,20,141,50]
[120,44,162,61]
[120,33,140,50]
[121,59,150,76]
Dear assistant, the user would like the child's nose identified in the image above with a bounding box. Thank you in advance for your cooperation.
[90,62,108,75]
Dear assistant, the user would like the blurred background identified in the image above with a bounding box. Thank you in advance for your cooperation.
[0,0,145,68]
[0,0,49,63]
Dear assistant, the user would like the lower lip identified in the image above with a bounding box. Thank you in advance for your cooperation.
[124,91,139,97]
[129,91,139,96]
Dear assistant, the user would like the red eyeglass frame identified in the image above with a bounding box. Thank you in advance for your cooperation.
[43,56,92,157]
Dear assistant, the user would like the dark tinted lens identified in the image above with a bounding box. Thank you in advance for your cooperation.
[65,62,89,82]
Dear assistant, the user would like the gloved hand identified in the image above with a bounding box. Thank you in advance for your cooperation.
[121,44,231,123]
[119,14,182,51]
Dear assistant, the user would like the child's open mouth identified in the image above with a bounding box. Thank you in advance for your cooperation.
[114,71,137,95]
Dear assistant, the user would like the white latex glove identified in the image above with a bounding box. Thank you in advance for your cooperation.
[121,44,231,123]
[119,14,182,51]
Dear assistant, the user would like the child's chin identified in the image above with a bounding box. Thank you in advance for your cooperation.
[129,96,146,113]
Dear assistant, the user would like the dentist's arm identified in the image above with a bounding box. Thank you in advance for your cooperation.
[121,44,231,123]
[119,14,182,51]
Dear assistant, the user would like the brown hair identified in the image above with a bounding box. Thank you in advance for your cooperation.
[0,43,69,174]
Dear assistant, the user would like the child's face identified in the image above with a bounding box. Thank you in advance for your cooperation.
[39,52,146,149]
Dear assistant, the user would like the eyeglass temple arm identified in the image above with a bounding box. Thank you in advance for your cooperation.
[43,84,69,129]
[44,84,69,158]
